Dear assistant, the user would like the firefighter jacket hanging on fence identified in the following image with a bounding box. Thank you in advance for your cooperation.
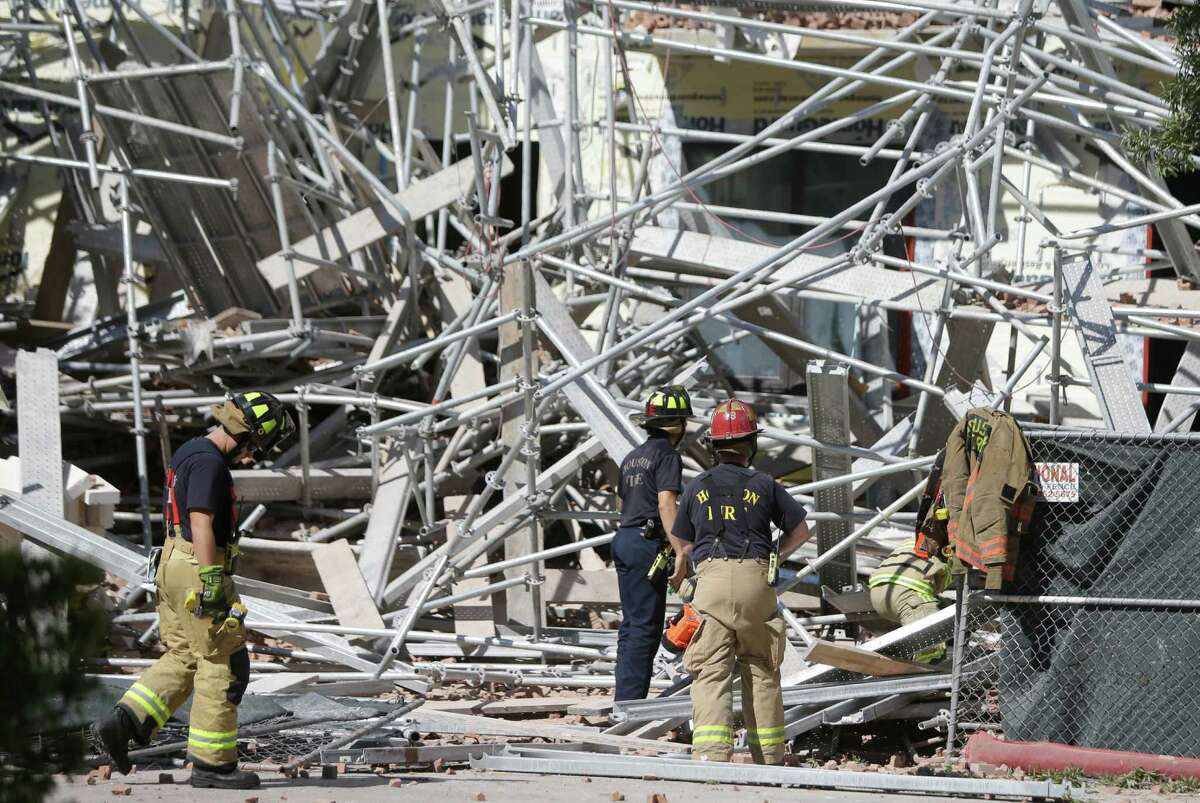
[941,408,1038,590]
[867,452,951,603]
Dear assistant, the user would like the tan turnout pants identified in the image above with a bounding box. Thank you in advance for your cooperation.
[869,583,939,626]
[117,536,248,766]
[684,558,787,764]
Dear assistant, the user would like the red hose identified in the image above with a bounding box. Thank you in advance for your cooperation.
[965,732,1200,780]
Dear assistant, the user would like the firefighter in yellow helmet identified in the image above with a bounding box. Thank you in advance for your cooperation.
[93,391,295,790]
[614,386,695,702]
[670,399,812,764]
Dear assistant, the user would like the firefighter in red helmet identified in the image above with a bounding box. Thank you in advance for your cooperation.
[669,399,811,764]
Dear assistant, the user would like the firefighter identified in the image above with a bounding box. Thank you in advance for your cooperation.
[670,399,811,764]
[613,385,694,702]
[93,391,295,789]
[867,457,952,662]
[868,538,950,628]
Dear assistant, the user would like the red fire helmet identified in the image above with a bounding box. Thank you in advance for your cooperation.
[708,399,762,441]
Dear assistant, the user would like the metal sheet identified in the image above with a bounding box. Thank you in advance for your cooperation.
[1059,251,1150,433]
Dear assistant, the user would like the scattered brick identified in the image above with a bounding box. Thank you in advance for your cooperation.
[97,765,113,780]
[111,786,131,796]
[390,779,406,788]
[433,758,447,773]
[647,794,668,803]
[470,794,487,801]
[610,794,625,802]
[243,798,259,803]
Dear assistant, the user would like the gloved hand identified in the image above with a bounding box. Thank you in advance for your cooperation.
[984,565,1005,590]
[196,564,228,618]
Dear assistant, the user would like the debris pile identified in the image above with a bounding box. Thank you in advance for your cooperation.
[0,0,1196,797]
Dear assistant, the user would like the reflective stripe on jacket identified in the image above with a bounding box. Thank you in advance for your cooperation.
[867,539,949,603]
[941,408,1037,580]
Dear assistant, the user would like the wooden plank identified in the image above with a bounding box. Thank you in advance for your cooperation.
[312,539,386,631]
[32,184,78,322]
[232,467,373,501]
[450,494,496,638]
[425,696,585,716]
[406,710,688,753]
[244,672,319,695]
[358,447,412,600]
[802,640,936,676]
[257,157,513,290]
[822,587,876,615]
[568,697,615,717]
[499,266,537,628]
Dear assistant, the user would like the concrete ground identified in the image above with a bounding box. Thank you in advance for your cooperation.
[51,767,1194,802]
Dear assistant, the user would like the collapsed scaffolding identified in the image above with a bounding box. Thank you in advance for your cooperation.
[0,0,1196,795]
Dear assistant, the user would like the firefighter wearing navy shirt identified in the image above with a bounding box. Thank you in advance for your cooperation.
[613,386,694,701]
[670,399,811,764]
[93,391,294,790]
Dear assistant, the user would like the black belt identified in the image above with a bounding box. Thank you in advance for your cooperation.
[639,520,665,540]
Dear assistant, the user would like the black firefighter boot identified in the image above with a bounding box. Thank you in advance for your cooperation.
[189,759,261,789]
[92,706,141,775]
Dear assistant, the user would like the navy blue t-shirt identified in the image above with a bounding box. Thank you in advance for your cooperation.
[672,463,807,561]
[166,437,236,547]
[617,436,683,529]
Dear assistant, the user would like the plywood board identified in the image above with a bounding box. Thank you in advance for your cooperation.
[313,538,386,631]
[803,639,936,676]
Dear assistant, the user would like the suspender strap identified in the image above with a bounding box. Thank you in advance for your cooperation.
[165,468,182,529]
[699,476,752,559]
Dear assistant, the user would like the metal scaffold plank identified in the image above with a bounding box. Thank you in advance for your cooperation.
[16,348,64,519]
[806,360,856,600]
[469,749,1071,798]
[0,494,145,582]
[1058,251,1150,433]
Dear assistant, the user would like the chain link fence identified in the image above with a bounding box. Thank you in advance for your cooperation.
[948,427,1200,758]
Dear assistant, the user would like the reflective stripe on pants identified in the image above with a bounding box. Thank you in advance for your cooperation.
[683,558,786,765]
[116,537,248,766]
